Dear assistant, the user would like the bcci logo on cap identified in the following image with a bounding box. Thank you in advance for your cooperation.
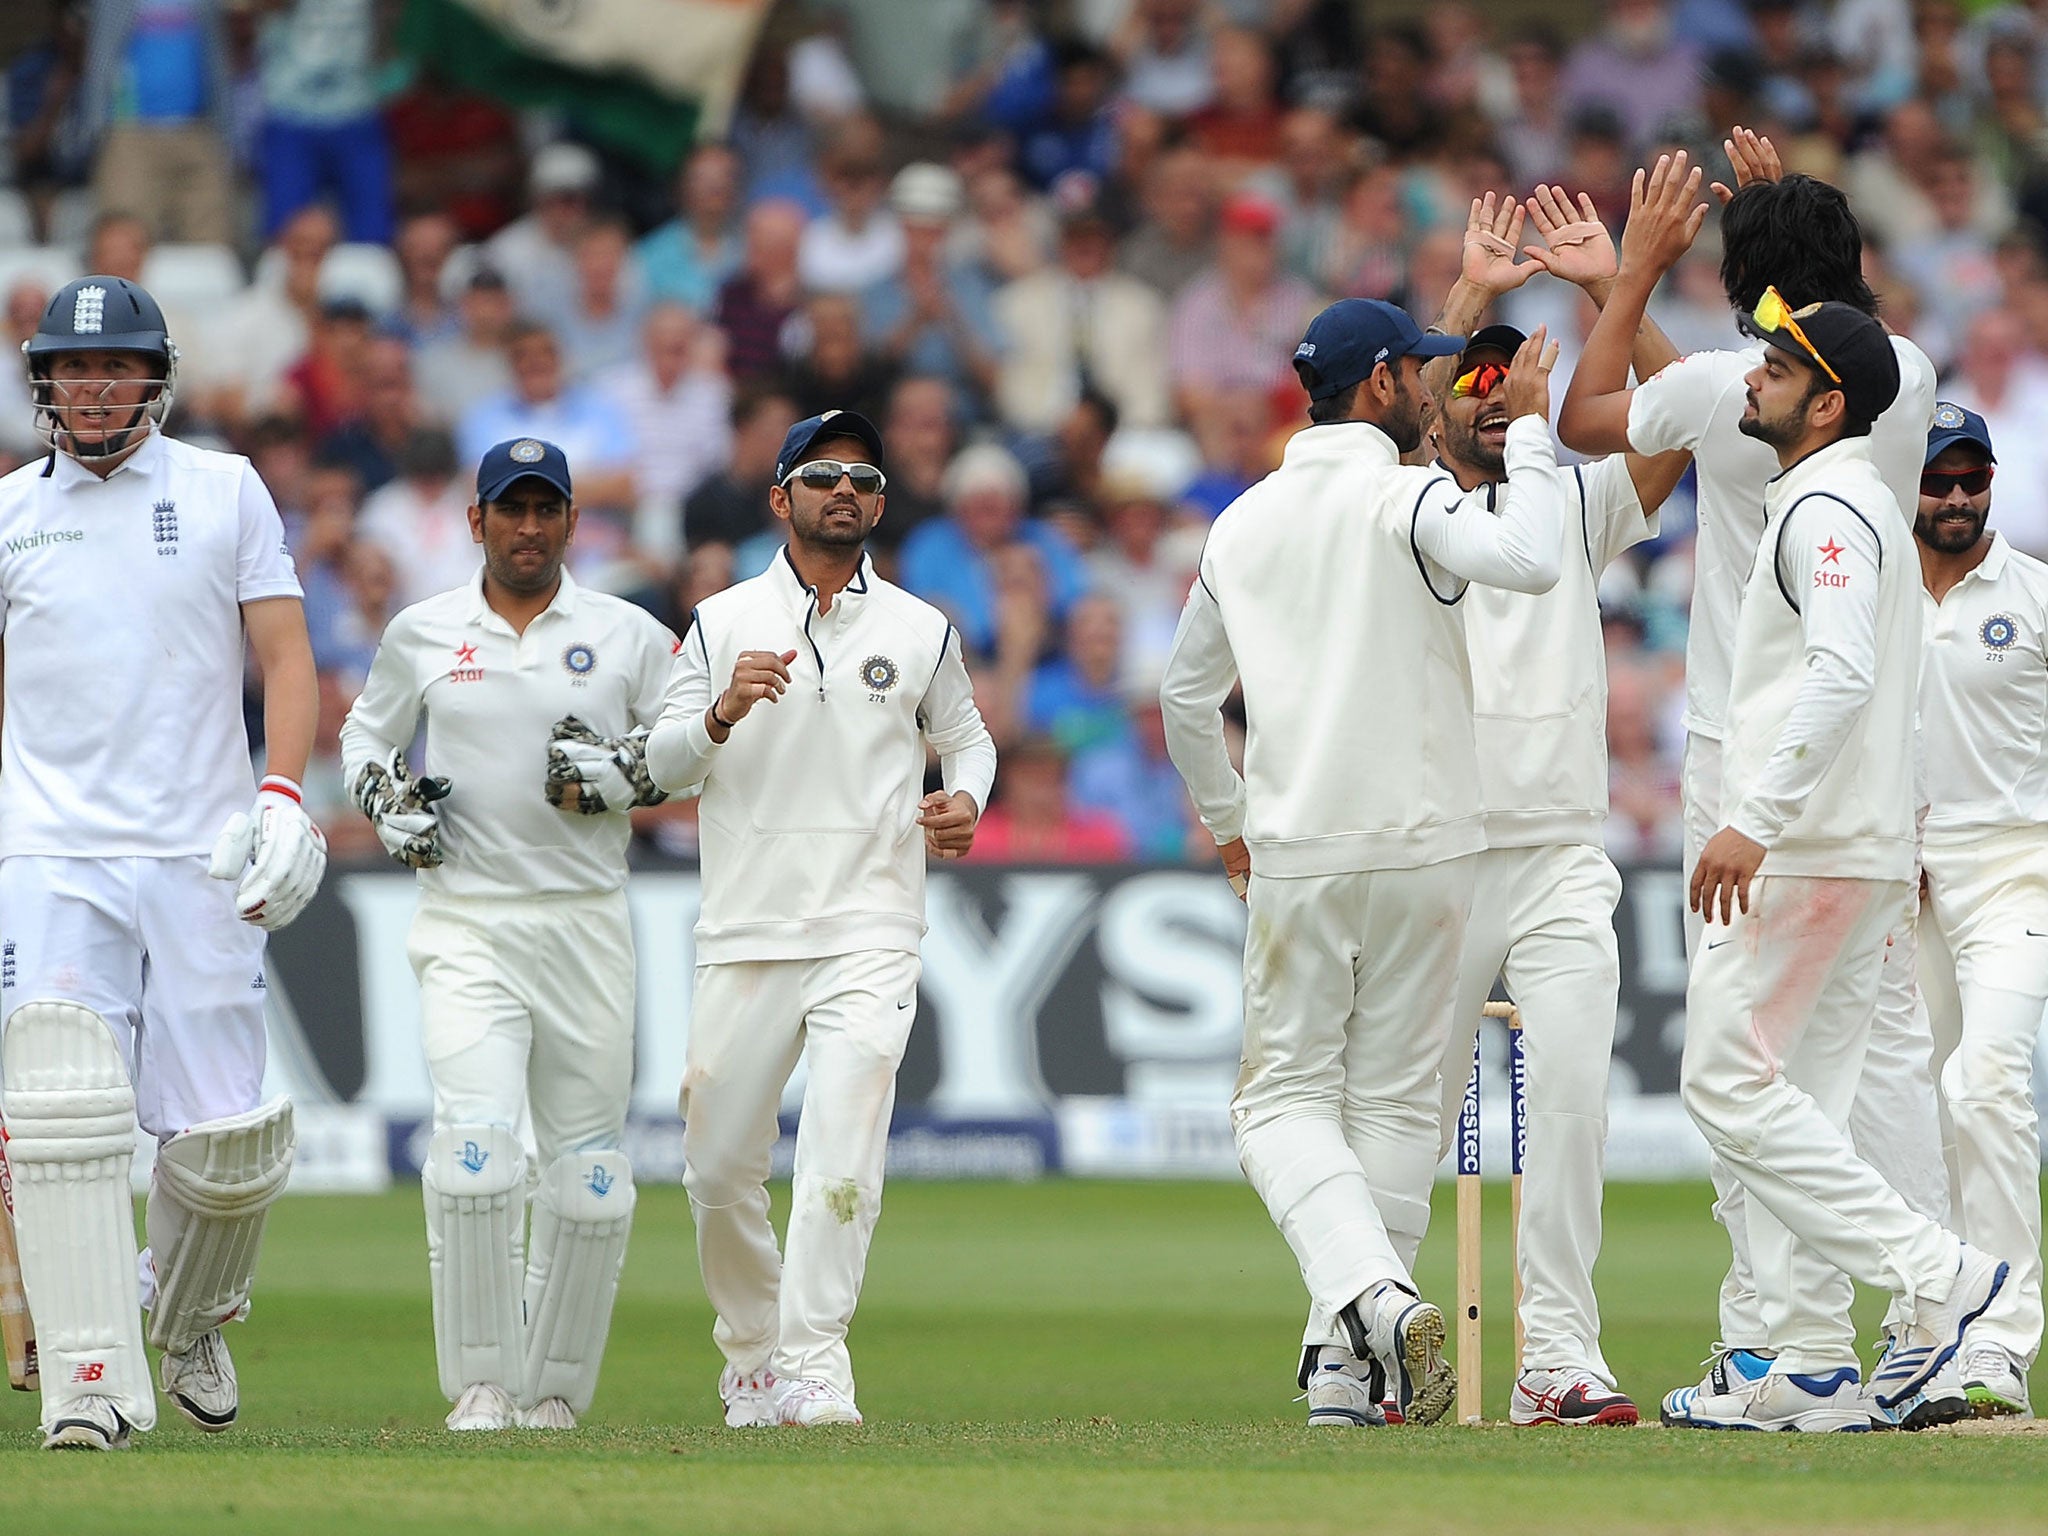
[510,439,546,463]
[1935,403,1967,431]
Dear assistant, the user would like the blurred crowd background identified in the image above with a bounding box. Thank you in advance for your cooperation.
[4,0,2045,866]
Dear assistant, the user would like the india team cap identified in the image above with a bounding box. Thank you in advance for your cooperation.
[1293,299,1465,401]
[476,437,573,503]
[1738,298,1900,422]
[1925,401,1996,465]
[776,409,886,484]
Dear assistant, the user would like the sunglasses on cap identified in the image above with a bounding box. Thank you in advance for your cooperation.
[1921,465,1994,498]
[1751,285,1842,385]
[1450,361,1509,399]
[783,459,887,494]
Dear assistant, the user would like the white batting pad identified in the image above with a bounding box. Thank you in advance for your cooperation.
[522,1149,636,1414]
[424,1125,526,1402]
[0,1001,154,1431]
[144,1096,296,1353]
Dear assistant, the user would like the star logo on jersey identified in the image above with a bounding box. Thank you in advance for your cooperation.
[1981,612,2018,650]
[450,642,484,683]
[455,643,477,664]
[1818,538,1845,564]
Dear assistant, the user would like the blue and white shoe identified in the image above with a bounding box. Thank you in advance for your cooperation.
[1661,1345,1773,1428]
[1668,1359,1876,1432]
[1866,1336,1970,1431]
[1868,1245,2010,1411]
[1299,1346,1387,1428]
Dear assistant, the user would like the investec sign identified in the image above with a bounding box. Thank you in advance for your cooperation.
[259,861,1750,1184]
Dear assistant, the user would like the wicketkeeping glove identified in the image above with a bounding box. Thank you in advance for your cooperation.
[351,749,452,870]
[209,775,329,930]
[544,715,669,815]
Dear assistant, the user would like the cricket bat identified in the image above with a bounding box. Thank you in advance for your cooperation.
[0,1135,38,1391]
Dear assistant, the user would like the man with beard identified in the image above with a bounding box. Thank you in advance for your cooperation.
[645,410,996,1428]
[1677,296,2009,1430]
[1158,299,1569,1428]
[1421,300,1689,1425]
[341,437,679,1431]
[1913,404,2048,1419]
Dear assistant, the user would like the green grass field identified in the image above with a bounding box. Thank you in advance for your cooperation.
[4,1179,2045,1535]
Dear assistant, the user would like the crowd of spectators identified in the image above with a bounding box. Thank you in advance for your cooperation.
[7,0,2048,867]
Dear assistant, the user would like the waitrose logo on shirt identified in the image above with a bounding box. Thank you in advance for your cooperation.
[4,529,85,553]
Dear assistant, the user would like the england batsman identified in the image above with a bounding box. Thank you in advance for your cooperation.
[1423,191,1693,1426]
[644,409,995,1428]
[341,438,678,1431]
[1160,299,1569,1428]
[0,275,325,1449]
[1913,403,2048,1418]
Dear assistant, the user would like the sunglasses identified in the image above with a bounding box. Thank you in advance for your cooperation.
[784,459,886,494]
[1921,465,1994,498]
[1450,361,1509,399]
[1751,285,1841,385]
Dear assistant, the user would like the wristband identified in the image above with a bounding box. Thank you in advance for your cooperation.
[710,701,735,731]
[259,775,304,805]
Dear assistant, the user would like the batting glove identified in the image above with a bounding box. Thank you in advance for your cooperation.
[544,716,668,816]
[209,775,329,930]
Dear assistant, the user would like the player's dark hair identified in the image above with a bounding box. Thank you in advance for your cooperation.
[1300,364,1360,424]
[1720,175,1878,316]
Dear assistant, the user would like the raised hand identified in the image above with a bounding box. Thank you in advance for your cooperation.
[1462,191,1540,296]
[716,648,800,727]
[1502,325,1561,422]
[1710,124,1783,205]
[1522,185,1618,290]
[1619,152,1708,282]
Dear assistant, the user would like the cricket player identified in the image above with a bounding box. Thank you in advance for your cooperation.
[0,275,323,1450]
[1666,293,2009,1430]
[1912,404,2048,1419]
[1556,145,1959,1425]
[644,409,995,1428]
[341,438,677,1431]
[1160,299,1570,1428]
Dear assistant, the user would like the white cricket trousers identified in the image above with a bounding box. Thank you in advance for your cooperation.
[1231,857,1475,1348]
[408,889,636,1163]
[1683,874,1964,1372]
[1681,734,1949,1349]
[1920,828,2048,1366]
[683,948,919,1401]
[1440,843,1622,1381]
[0,855,266,1135]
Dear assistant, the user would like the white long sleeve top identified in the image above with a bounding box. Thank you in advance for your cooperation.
[646,549,996,963]
[1159,415,1566,876]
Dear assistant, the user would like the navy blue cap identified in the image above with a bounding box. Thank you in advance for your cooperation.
[1293,299,1465,401]
[1460,324,1527,363]
[1926,400,1996,465]
[776,409,885,484]
[476,437,573,503]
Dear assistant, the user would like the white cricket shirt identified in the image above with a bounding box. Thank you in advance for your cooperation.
[0,433,302,858]
[1466,454,1658,848]
[1627,334,1935,742]
[645,549,997,964]
[339,568,678,899]
[1919,533,2048,843]
[1723,436,1919,881]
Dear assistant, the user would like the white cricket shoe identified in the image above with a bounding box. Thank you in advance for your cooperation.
[1661,1345,1773,1428]
[445,1382,518,1431]
[161,1327,238,1432]
[1866,1337,1969,1431]
[1300,1346,1386,1427]
[42,1395,133,1451]
[1962,1344,2034,1419]
[1355,1283,1455,1426]
[1667,1359,1875,1432]
[1511,1366,1640,1427]
[520,1397,577,1430]
[719,1363,778,1428]
[1869,1244,2010,1411]
[775,1377,863,1427]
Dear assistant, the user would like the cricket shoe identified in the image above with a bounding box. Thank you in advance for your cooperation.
[1660,1345,1772,1427]
[1511,1366,1639,1427]
[720,1364,778,1428]
[775,1377,863,1427]
[42,1396,133,1451]
[1667,1361,1875,1432]
[1866,1338,1969,1431]
[520,1397,577,1430]
[1868,1245,2010,1411]
[160,1327,238,1432]
[1961,1344,2033,1419]
[445,1382,518,1431]
[1298,1346,1386,1427]
[1347,1283,1455,1426]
